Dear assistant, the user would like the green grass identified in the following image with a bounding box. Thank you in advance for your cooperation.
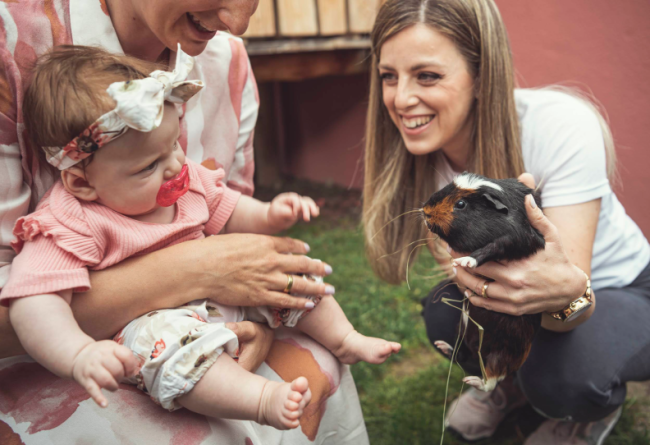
[283,218,650,445]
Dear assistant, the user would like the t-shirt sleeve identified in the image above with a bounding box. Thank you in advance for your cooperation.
[0,234,91,306]
[521,91,612,208]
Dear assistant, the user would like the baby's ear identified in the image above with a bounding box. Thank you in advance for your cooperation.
[482,193,508,214]
[61,166,98,202]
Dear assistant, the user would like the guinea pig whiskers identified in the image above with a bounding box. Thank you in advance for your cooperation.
[377,238,430,260]
[406,242,429,290]
[370,209,424,241]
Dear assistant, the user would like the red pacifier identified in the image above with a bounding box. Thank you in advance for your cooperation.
[156,164,190,207]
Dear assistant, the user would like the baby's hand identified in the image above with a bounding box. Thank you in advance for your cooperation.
[71,340,138,408]
[268,193,320,231]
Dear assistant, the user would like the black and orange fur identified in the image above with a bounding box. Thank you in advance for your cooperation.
[423,173,544,390]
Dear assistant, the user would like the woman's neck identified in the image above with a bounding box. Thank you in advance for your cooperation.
[105,0,167,63]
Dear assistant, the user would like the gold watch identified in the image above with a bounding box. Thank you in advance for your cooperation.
[549,272,593,323]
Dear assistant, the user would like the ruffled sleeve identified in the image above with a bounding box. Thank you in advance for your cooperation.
[0,183,101,306]
[187,159,241,236]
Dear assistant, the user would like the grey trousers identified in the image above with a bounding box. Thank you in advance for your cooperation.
[421,261,650,422]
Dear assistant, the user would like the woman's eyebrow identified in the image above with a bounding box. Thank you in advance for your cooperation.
[410,61,445,71]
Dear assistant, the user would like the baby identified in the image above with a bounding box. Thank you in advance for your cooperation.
[1,45,401,430]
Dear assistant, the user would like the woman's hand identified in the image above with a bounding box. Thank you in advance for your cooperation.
[226,321,274,373]
[194,234,334,307]
[451,173,597,329]
[72,233,334,342]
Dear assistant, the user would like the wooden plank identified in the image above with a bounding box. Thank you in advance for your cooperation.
[317,0,347,35]
[348,0,382,33]
[243,0,276,38]
[245,36,371,56]
[250,49,371,82]
[277,0,319,36]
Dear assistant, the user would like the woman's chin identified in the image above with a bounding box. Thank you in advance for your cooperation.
[172,38,209,57]
[404,140,441,156]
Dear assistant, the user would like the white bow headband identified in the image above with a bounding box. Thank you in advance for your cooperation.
[46,44,204,170]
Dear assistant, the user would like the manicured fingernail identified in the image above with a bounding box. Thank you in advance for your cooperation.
[101,401,108,408]
[305,302,315,309]
[528,195,537,209]
[324,265,333,275]
[453,267,457,276]
[304,243,311,252]
[464,291,470,299]
[325,285,335,295]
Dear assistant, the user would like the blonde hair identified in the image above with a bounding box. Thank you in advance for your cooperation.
[23,46,163,164]
[363,0,617,284]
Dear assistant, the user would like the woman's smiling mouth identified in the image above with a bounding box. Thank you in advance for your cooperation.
[401,115,435,134]
[187,12,220,34]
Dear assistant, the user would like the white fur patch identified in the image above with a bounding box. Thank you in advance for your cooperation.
[454,256,478,268]
[454,173,503,192]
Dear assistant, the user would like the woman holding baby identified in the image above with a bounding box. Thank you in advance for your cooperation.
[363,0,650,443]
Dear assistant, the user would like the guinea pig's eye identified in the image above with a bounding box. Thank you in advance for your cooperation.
[454,200,467,210]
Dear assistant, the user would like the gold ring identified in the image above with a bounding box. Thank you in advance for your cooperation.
[482,282,490,299]
[283,274,294,294]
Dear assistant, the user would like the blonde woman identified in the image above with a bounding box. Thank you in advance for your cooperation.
[363,0,650,443]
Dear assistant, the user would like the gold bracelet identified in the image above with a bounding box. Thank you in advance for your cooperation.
[548,269,593,322]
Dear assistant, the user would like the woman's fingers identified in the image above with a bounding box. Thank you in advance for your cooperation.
[282,254,333,278]
[272,237,311,255]
[517,172,536,189]
[455,266,508,301]
[468,293,526,316]
[526,195,560,243]
[226,321,273,373]
[277,273,335,297]
[263,291,316,309]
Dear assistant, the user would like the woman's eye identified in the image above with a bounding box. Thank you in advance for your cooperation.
[418,72,442,82]
[379,72,397,83]
[454,200,467,210]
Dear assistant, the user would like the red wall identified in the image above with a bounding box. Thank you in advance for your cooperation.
[282,0,650,235]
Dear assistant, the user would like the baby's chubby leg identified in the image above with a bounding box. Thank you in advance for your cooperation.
[296,296,401,365]
[177,354,311,430]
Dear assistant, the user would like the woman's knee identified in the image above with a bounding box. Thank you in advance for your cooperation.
[421,281,463,344]
[518,359,625,422]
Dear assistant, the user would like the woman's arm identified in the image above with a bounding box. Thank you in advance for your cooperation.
[71,234,333,341]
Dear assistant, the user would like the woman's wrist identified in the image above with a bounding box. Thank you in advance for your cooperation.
[547,264,590,313]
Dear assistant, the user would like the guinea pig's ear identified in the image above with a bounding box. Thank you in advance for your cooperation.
[483,193,509,214]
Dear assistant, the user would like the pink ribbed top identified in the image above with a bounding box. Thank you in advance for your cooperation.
[0,160,240,305]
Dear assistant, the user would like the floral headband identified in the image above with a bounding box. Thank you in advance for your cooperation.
[45,44,204,170]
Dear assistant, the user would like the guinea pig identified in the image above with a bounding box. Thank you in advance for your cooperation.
[422,172,544,392]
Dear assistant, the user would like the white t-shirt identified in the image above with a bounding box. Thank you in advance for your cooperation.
[434,88,650,290]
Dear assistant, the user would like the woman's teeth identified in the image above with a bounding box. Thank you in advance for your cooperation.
[402,115,434,129]
[187,12,217,33]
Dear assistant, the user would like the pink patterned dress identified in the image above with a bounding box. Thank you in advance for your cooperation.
[0,1,368,444]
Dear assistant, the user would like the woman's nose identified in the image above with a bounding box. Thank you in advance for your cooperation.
[218,0,258,35]
[394,80,419,111]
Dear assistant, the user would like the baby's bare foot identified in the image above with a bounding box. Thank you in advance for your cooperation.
[257,377,312,430]
[333,330,401,365]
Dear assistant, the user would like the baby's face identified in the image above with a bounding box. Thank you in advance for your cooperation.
[84,103,185,217]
